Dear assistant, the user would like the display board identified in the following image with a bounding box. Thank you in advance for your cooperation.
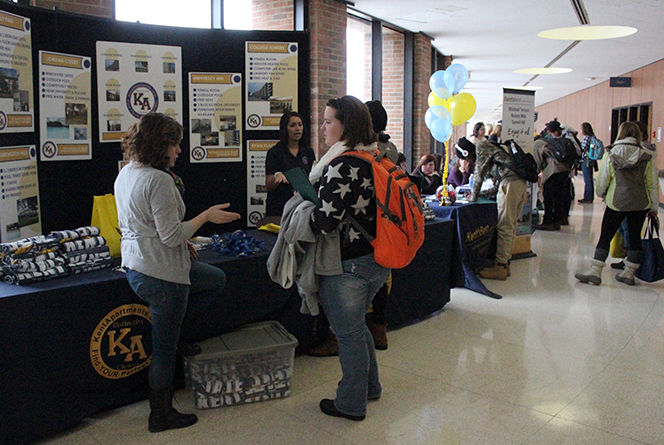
[246,139,277,226]
[96,41,183,142]
[188,72,243,163]
[245,41,298,130]
[0,145,41,242]
[0,10,34,133]
[0,2,309,237]
[38,51,92,161]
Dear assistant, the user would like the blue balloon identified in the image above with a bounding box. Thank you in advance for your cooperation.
[443,63,468,94]
[429,70,451,100]
[424,106,450,129]
[430,117,453,143]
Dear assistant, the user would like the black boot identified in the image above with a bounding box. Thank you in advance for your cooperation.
[148,388,197,433]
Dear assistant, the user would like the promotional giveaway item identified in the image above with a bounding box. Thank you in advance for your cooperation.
[90,194,121,258]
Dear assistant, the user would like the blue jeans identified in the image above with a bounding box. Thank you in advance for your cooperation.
[581,157,595,201]
[318,254,390,417]
[126,261,226,389]
[126,269,189,390]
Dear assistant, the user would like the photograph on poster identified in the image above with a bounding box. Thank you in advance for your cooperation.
[65,103,88,125]
[6,222,20,240]
[0,67,19,98]
[224,130,240,146]
[107,120,121,131]
[201,132,219,146]
[74,127,88,140]
[270,96,292,114]
[164,90,176,102]
[46,118,69,138]
[250,196,264,205]
[135,61,148,72]
[106,89,120,101]
[17,196,39,227]
[248,82,272,101]
[105,59,119,71]
[13,91,29,112]
[191,118,211,134]
[219,115,236,130]
[255,184,267,193]
[163,62,175,73]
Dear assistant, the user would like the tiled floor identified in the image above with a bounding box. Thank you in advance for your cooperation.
[38,178,664,445]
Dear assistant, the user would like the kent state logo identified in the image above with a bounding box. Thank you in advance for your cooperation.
[191,146,206,161]
[0,111,6,130]
[41,141,57,159]
[90,304,152,380]
[126,82,159,119]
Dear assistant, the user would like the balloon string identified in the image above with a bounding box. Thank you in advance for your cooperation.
[439,139,450,204]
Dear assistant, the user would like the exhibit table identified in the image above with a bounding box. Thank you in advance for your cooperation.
[0,219,460,444]
[427,200,502,299]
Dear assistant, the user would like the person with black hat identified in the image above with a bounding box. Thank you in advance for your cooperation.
[532,118,573,230]
[448,137,476,188]
[469,140,528,280]
[365,100,399,164]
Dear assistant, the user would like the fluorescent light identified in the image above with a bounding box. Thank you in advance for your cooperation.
[507,86,543,90]
[514,67,572,75]
[538,25,637,40]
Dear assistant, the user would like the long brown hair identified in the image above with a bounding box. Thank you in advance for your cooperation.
[581,122,594,137]
[616,121,641,143]
[326,95,377,148]
[121,113,182,169]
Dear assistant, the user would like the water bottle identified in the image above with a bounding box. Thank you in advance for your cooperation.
[469,174,474,188]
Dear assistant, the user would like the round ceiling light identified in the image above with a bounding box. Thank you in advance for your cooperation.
[538,25,637,40]
[513,67,572,75]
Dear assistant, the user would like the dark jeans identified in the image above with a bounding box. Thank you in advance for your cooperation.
[126,261,226,389]
[595,207,648,263]
[581,158,595,201]
[542,172,569,225]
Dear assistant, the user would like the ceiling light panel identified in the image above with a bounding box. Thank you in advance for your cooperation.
[538,25,637,40]
[514,67,572,75]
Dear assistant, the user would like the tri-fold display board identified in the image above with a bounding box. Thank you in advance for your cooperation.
[0,1,310,240]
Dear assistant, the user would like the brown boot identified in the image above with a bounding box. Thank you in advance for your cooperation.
[308,331,338,356]
[367,320,388,350]
[478,262,508,280]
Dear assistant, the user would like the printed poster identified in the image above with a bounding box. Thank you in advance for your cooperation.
[189,73,243,163]
[245,42,298,130]
[502,88,535,153]
[39,51,92,161]
[246,140,277,226]
[0,10,33,133]
[0,145,41,242]
[96,41,182,142]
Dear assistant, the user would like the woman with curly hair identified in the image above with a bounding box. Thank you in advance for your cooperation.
[114,112,240,432]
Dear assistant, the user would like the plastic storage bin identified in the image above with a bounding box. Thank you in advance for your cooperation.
[184,321,298,409]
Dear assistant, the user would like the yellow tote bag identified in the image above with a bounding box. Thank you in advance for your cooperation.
[91,194,121,258]
[609,231,625,259]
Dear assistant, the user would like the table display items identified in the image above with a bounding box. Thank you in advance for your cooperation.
[0,225,112,285]
[210,230,265,257]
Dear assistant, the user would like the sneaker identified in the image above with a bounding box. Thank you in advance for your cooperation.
[308,332,338,356]
[478,263,508,280]
[610,261,625,270]
[319,399,365,421]
[559,217,569,226]
[577,199,593,204]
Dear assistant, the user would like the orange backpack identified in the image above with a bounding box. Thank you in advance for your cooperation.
[339,150,426,269]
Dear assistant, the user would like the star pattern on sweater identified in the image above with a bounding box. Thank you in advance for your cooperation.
[320,199,336,216]
[348,166,359,181]
[360,177,372,190]
[351,194,370,215]
[325,163,343,182]
[333,182,352,199]
[348,227,361,242]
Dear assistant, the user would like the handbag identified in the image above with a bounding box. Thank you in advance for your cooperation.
[635,216,664,282]
[609,231,625,258]
[90,194,121,258]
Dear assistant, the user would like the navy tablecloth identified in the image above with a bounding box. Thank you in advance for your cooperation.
[0,219,459,444]
[428,201,501,299]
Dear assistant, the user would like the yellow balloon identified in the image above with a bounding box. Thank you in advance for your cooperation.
[448,92,476,126]
[428,92,450,111]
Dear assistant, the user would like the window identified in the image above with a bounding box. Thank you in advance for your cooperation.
[225,0,294,30]
[115,0,211,28]
[346,15,372,103]
[381,26,404,151]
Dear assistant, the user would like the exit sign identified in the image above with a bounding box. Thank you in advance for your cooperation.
[610,77,632,87]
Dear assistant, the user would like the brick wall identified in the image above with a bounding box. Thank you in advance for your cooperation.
[382,27,404,152]
[251,0,294,30]
[309,0,346,158]
[31,0,113,18]
[412,33,432,164]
